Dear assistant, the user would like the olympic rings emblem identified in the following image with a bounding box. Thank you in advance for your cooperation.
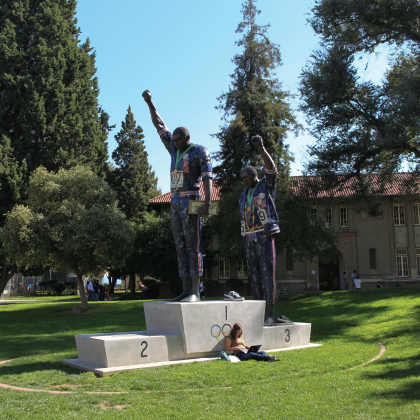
[210,324,231,344]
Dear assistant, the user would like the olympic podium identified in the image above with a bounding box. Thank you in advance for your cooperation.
[63,301,316,376]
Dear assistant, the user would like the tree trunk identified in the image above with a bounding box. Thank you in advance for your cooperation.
[130,270,136,299]
[76,272,89,312]
[109,275,118,293]
[0,266,15,295]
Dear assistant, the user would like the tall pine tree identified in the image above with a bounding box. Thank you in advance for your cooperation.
[107,106,159,297]
[211,0,337,264]
[213,0,299,193]
[0,0,112,294]
[109,106,158,224]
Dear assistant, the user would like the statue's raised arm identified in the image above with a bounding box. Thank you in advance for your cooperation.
[251,135,275,171]
[142,90,171,154]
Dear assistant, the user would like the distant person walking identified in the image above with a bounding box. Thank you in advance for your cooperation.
[98,283,105,301]
[87,280,95,301]
[351,270,357,290]
[342,272,349,290]
[353,275,363,289]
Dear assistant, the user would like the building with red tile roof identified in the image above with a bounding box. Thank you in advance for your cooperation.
[149,174,420,293]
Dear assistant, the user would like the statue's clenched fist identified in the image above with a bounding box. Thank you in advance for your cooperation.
[142,90,152,103]
[251,135,264,151]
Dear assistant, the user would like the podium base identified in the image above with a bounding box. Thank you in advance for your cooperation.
[64,301,316,374]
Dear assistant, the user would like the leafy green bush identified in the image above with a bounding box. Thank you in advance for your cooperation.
[38,279,58,295]
[142,282,160,299]
[118,292,144,301]
[143,279,157,286]
[203,280,221,297]
[226,279,243,288]
[39,280,58,287]
[203,280,221,289]
[53,283,66,296]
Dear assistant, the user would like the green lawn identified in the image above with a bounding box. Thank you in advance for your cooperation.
[0,287,419,419]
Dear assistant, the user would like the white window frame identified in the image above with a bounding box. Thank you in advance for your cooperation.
[219,257,230,279]
[394,199,406,226]
[203,266,212,279]
[310,201,317,225]
[413,203,420,226]
[396,248,409,277]
[340,200,348,227]
[237,260,249,279]
[325,207,333,228]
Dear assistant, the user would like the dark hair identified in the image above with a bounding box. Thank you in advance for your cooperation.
[230,323,243,340]
[173,126,190,140]
[343,271,347,275]
[240,165,258,178]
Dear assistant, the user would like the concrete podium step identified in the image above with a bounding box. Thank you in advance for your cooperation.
[64,300,315,374]
[144,300,265,354]
[262,323,311,350]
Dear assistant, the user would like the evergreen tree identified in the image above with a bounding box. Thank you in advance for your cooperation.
[211,0,337,264]
[107,106,159,297]
[0,0,112,294]
[109,106,158,223]
[300,0,420,208]
[213,0,299,193]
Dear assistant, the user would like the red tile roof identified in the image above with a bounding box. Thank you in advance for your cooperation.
[292,173,420,198]
[149,174,420,204]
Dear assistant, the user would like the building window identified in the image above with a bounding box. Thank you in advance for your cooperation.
[396,248,409,277]
[286,250,293,271]
[203,266,212,279]
[369,248,377,270]
[325,207,333,228]
[413,203,420,225]
[417,249,420,277]
[219,257,230,279]
[310,201,317,224]
[394,199,406,226]
[340,200,348,227]
[237,260,248,279]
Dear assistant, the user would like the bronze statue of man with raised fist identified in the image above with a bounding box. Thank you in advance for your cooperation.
[239,135,280,325]
[142,90,213,302]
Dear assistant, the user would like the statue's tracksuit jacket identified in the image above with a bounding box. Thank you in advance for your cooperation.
[159,127,213,277]
[239,167,280,304]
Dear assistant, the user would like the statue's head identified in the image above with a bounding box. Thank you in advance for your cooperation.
[240,165,259,188]
[172,126,190,151]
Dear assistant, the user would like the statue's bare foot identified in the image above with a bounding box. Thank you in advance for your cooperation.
[264,315,274,326]
[181,293,200,303]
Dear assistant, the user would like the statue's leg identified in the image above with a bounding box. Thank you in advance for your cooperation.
[181,276,200,302]
[256,233,277,326]
[180,211,202,302]
[264,303,275,326]
[170,276,191,302]
[245,234,264,300]
[169,202,190,301]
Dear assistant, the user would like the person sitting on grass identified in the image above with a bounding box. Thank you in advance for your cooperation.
[225,323,277,362]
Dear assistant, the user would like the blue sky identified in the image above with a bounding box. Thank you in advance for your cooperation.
[76,0,388,194]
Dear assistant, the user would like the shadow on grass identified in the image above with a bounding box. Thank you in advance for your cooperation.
[0,301,149,359]
[362,351,420,401]
[276,286,420,342]
[0,359,82,378]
